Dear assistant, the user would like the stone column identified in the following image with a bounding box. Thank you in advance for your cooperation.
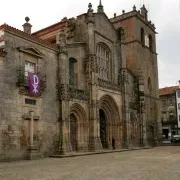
[27,110,42,160]
[138,72,148,147]
[29,110,34,148]
[120,41,131,148]
[86,3,102,151]
[57,30,69,154]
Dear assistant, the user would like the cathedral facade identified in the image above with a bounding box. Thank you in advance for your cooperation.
[0,2,162,160]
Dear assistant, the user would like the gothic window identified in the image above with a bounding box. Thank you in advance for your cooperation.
[69,57,77,86]
[149,34,153,51]
[96,43,111,80]
[141,28,145,46]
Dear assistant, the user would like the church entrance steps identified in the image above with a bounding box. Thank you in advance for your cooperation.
[50,147,152,158]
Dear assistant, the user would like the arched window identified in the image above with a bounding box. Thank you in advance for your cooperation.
[141,28,145,46]
[148,77,152,92]
[69,57,77,86]
[96,43,111,80]
[148,35,153,51]
[118,27,125,42]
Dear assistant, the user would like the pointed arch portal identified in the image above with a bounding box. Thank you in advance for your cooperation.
[99,95,121,149]
[99,109,108,148]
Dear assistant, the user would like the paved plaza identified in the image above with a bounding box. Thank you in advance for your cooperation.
[0,146,180,180]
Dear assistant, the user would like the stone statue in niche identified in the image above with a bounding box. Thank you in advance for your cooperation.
[66,18,76,39]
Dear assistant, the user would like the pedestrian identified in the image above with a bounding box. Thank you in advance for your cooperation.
[112,137,116,150]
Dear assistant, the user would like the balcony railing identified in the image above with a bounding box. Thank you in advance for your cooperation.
[16,68,46,94]
[98,78,121,91]
[67,85,90,101]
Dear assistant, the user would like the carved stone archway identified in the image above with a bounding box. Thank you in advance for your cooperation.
[98,95,121,149]
[69,103,88,151]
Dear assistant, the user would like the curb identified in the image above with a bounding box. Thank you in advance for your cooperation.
[50,147,152,158]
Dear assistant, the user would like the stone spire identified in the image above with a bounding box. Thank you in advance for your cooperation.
[22,17,32,34]
[87,3,95,23]
[133,5,136,11]
[140,4,148,20]
[97,0,104,13]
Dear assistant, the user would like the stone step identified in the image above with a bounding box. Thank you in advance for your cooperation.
[50,147,152,158]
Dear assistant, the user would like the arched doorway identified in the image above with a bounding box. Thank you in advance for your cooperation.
[99,109,108,149]
[70,113,77,151]
[69,103,88,152]
[99,95,121,149]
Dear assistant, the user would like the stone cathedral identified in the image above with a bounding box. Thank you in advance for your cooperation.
[0,2,162,160]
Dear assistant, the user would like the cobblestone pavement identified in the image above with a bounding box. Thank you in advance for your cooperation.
[0,146,180,180]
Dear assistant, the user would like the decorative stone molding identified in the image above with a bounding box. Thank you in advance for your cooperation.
[86,3,95,24]
[58,30,67,54]
[66,18,76,39]
[17,47,43,58]
[22,114,39,120]
[98,78,121,91]
[67,85,90,101]
[56,84,90,101]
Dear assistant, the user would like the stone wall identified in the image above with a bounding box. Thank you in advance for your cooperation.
[0,31,59,160]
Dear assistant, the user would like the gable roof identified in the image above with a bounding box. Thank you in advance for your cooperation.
[0,24,58,50]
[159,86,180,96]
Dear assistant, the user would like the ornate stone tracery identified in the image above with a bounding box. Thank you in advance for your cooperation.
[96,43,111,80]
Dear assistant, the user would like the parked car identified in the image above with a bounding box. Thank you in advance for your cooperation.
[171,135,180,143]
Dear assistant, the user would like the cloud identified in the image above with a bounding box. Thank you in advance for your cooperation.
[0,0,179,88]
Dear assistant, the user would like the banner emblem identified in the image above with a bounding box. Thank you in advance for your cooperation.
[28,72,40,96]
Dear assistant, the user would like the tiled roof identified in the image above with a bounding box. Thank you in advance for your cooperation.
[32,21,66,37]
[159,86,180,96]
[0,24,58,50]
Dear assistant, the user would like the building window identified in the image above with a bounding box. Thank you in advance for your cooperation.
[141,28,145,46]
[177,91,180,98]
[169,113,174,121]
[96,43,111,80]
[118,28,125,42]
[162,112,167,122]
[25,61,35,77]
[178,103,180,110]
[25,98,36,105]
[149,35,153,51]
[169,98,173,105]
[162,99,166,107]
[69,57,77,86]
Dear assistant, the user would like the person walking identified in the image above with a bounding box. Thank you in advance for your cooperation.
[112,137,116,150]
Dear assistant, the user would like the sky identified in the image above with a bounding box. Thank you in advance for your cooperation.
[0,0,180,88]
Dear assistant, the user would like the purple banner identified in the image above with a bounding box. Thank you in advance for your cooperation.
[28,72,40,96]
